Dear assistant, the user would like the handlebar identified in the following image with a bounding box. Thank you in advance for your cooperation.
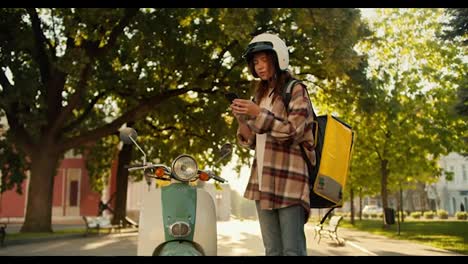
[202,169,228,183]
[126,163,228,183]
[211,174,228,183]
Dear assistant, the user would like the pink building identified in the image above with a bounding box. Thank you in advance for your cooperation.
[0,150,102,220]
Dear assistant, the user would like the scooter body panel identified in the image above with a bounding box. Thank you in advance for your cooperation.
[137,186,164,256]
[136,183,218,256]
[194,187,217,256]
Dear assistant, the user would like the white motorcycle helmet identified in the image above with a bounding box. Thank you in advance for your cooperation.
[243,33,289,78]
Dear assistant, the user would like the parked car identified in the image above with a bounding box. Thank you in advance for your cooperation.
[362,205,383,214]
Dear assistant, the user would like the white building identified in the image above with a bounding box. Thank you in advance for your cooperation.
[339,152,468,216]
[430,152,468,215]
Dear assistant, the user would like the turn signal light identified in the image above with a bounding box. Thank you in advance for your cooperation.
[155,167,165,177]
[199,171,210,181]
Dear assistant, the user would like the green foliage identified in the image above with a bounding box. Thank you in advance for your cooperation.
[455,211,467,220]
[78,135,120,193]
[411,211,422,219]
[0,136,29,194]
[441,8,468,120]
[349,9,467,209]
[437,209,448,219]
[423,211,435,219]
[441,8,468,45]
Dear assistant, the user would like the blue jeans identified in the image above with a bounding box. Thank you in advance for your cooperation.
[255,201,307,256]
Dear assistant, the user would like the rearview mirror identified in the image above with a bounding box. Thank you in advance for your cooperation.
[219,143,233,160]
[120,127,138,145]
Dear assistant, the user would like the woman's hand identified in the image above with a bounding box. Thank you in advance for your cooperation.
[231,99,261,117]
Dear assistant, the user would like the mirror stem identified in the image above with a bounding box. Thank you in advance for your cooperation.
[213,152,229,167]
[128,135,147,165]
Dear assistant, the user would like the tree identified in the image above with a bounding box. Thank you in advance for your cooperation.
[0,8,369,232]
[353,8,467,226]
[441,8,467,45]
[441,8,468,122]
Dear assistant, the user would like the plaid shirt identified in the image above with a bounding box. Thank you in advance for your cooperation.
[237,83,316,220]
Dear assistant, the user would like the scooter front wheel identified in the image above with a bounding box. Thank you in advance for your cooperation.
[154,240,204,256]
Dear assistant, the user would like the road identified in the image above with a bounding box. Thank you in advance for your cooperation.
[0,218,463,256]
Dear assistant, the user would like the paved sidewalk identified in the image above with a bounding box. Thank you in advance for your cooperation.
[217,218,464,256]
[0,218,464,256]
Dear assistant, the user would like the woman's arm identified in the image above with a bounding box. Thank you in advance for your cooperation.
[243,84,313,143]
[231,106,256,149]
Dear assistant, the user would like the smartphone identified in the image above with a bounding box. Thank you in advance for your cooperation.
[224,92,239,104]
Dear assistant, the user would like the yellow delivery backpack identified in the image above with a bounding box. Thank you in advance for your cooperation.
[283,80,355,215]
[309,114,354,208]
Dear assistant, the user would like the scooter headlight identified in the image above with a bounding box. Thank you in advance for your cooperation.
[169,221,192,237]
[172,155,198,181]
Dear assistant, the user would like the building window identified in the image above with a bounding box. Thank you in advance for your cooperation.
[452,197,457,214]
[462,165,467,181]
[69,180,79,206]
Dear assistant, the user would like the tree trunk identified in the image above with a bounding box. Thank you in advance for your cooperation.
[112,141,133,227]
[399,186,404,223]
[20,148,61,233]
[350,185,355,225]
[380,159,389,228]
[359,188,362,220]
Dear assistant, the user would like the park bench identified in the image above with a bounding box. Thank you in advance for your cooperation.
[82,216,122,236]
[313,215,344,245]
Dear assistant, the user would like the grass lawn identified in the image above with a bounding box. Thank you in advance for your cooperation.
[340,218,468,255]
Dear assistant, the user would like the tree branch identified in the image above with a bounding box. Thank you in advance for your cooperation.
[102,8,139,55]
[61,91,107,134]
[4,104,35,155]
[59,87,194,152]
[145,121,209,142]
[26,8,51,84]
[49,63,92,137]
[83,8,139,58]
[51,9,139,136]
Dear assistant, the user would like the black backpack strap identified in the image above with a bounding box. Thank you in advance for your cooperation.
[320,208,336,225]
[282,78,300,113]
[283,79,317,119]
[285,79,320,189]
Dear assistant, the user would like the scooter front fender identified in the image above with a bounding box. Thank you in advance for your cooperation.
[154,240,204,256]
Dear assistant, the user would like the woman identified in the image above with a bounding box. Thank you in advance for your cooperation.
[230,33,316,256]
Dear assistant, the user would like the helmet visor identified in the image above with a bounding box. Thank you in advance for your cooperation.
[242,41,274,59]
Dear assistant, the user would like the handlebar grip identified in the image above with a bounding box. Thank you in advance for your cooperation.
[212,175,228,183]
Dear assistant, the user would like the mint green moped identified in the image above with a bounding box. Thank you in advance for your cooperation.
[119,127,230,256]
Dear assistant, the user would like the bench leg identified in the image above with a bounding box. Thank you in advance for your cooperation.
[0,226,6,247]
[317,230,324,244]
